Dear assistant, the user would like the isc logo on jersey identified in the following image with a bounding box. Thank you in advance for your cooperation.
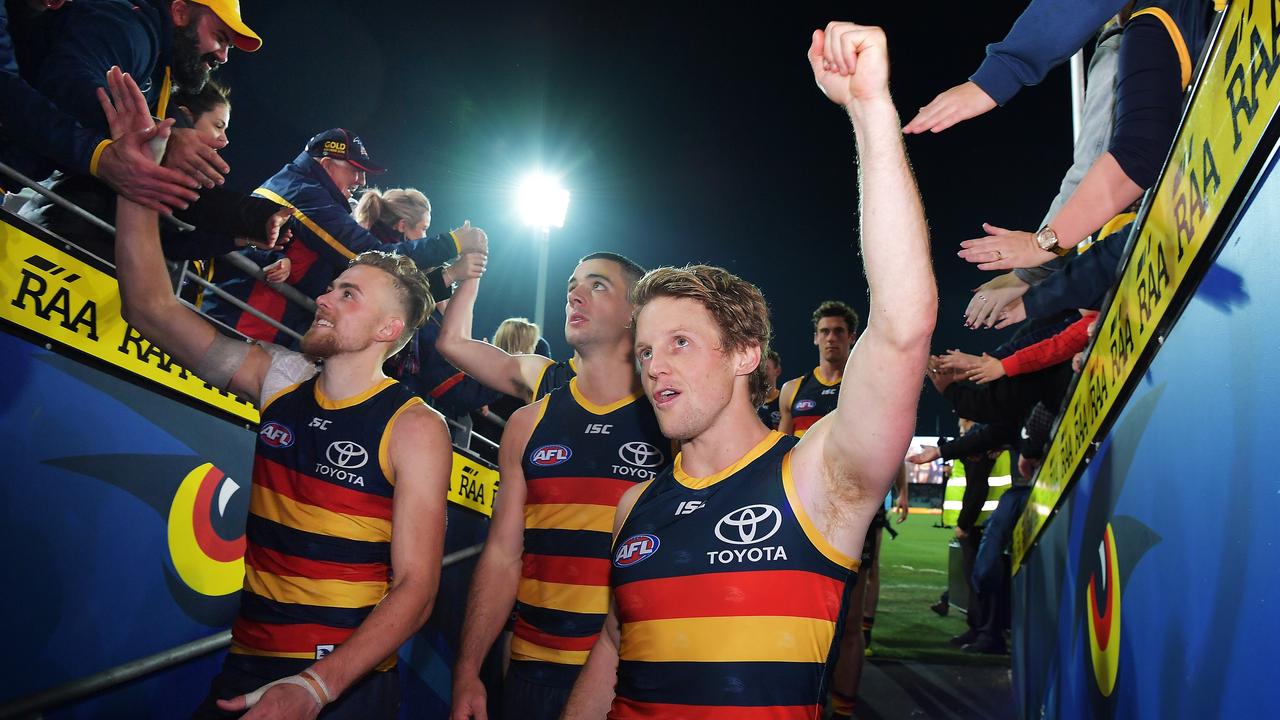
[707,504,789,565]
[530,444,573,466]
[794,399,817,412]
[614,534,660,567]
[259,422,294,448]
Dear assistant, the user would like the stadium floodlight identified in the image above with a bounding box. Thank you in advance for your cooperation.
[516,173,570,330]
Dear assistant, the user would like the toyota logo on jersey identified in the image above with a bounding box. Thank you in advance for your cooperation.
[325,441,369,469]
[614,534,661,567]
[618,441,664,468]
[715,504,783,545]
[530,444,573,466]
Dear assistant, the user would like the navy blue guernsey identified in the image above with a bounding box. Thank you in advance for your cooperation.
[609,432,858,719]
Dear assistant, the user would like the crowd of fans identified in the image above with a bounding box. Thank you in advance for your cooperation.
[0,0,1223,711]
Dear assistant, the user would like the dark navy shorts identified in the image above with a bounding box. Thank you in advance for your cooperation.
[190,653,399,719]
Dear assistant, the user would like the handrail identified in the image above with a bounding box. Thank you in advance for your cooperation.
[0,542,488,719]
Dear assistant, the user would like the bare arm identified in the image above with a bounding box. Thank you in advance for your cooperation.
[450,401,541,720]
[103,69,272,403]
[1046,152,1143,250]
[893,463,909,523]
[794,24,937,554]
[777,378,799,435]
[437,278,554,401]
[562,481,646,719]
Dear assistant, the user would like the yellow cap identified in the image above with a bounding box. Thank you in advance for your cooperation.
[190,0,262,52]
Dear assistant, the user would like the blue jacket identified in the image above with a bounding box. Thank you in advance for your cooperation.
[0,0,171,180]
[391,307,501,416]
[205,152,460,345]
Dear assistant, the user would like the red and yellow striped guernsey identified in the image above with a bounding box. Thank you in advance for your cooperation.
[231,375,422,671]
[609,432,858,718]
[785,368,840,437]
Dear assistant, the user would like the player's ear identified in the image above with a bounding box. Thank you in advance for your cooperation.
[735,343,762,378]
[376,316,405,344]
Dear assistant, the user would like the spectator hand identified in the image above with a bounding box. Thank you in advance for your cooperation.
[164,127,230,189]
[990,297,1026,330]
[807,22,891,108]
[965,353,1006,384]
[926,355,961,393]
[444,252,488,285]
[965,272,1029,328]
[263,258,292,283]
[452,220,488,255]
[958,223,1055,271]
[1072,350,1086,373]
[1018,454,1040,480]
[935,349,982,373]
[902,81,996,134]
[907,446,940,465]
[895,493,910,523]
[955,526,968,540]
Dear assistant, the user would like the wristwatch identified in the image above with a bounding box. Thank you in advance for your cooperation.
[1034,225,1072,257]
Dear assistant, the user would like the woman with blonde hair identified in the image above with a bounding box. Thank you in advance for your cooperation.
[493,317,540,355]
[355,187,485,294]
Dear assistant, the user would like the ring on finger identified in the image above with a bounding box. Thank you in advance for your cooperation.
[993,250,1004,261]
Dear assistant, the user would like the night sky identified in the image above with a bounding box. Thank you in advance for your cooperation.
[213,3,1078,434]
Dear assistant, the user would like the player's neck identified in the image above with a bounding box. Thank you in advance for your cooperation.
[572,338,641,404]
[317,351,389,401]
[679,400,772,479]
[817,359,845,384]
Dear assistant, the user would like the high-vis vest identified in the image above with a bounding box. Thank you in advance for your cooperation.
[942,451,1012,527]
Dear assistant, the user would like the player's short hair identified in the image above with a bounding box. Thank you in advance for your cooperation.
[580,252,646,288]
[766,349,781,367]
[632,264,772,406]
[350,251,434,354]
[812,299,860,334]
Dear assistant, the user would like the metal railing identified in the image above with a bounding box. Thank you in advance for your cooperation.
[0,159,500,451]
[0,543,487,719]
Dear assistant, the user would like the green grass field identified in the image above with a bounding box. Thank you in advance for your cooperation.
[865,513,1009,667]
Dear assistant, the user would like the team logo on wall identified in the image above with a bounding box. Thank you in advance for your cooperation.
[1087,523,1121,697]
[614,534,660,567]
[168,462,248,598]
[530,444,573,466]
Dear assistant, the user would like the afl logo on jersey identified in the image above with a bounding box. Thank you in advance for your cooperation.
[258,422,294,448]
[530,444,573,467]
[794,399,817,412]
[614,534,660,567]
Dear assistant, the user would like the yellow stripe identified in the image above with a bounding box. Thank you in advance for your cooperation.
[612,479,653,543]
[1097,211,1138,242]
[1131,8,1191,90]
[261,380,303,414]
[531,359,555,402]
[525,502,614,533]
[569,355,580,373]
[157,67,172,119]
[569,377,642,415]
[527,395,551,437]
[812,366,841,387]
[619,615,836,663]
[314,377,396,409]
[230,643,316,661]
[244,565,387,609]
[673,431,783,490]
[251,484,392,541]
[781,452,858,570]
[449,230,461,255]
[510,635,590,665]
[253,186,357,260]
[516,577,609,614]
[379,396,426,485]
[88,139,113,177]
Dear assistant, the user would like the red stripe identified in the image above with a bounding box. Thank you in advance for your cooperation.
[232,618,354,654]
[286,241,318,283]
[525,476,639,506]
[522,553,611,587]
[512,617,598,652]
[615,570,846,623]
[255,457,393,520]
[610,698,820,720]
[429,372,466,399]
[792,415,821,431]
[234,279,289,343]
[245,543,388,583]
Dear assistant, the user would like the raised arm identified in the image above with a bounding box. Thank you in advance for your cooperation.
[436,278,554,401]
[218,404,452,717]
[104,68,273,403]
[794,24,937,552]
[450,401,538,720]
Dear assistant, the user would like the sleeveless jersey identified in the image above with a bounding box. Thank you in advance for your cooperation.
[533,356,579,401]
[609,432,858,719]
[756,389,781,430]
[513,377,670,675]
[787,367,841,436]
[232,376,423,671]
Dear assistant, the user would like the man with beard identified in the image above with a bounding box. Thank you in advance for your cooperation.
[16,0,277,258]
[101,68,452,719]
[562,21,935,718]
